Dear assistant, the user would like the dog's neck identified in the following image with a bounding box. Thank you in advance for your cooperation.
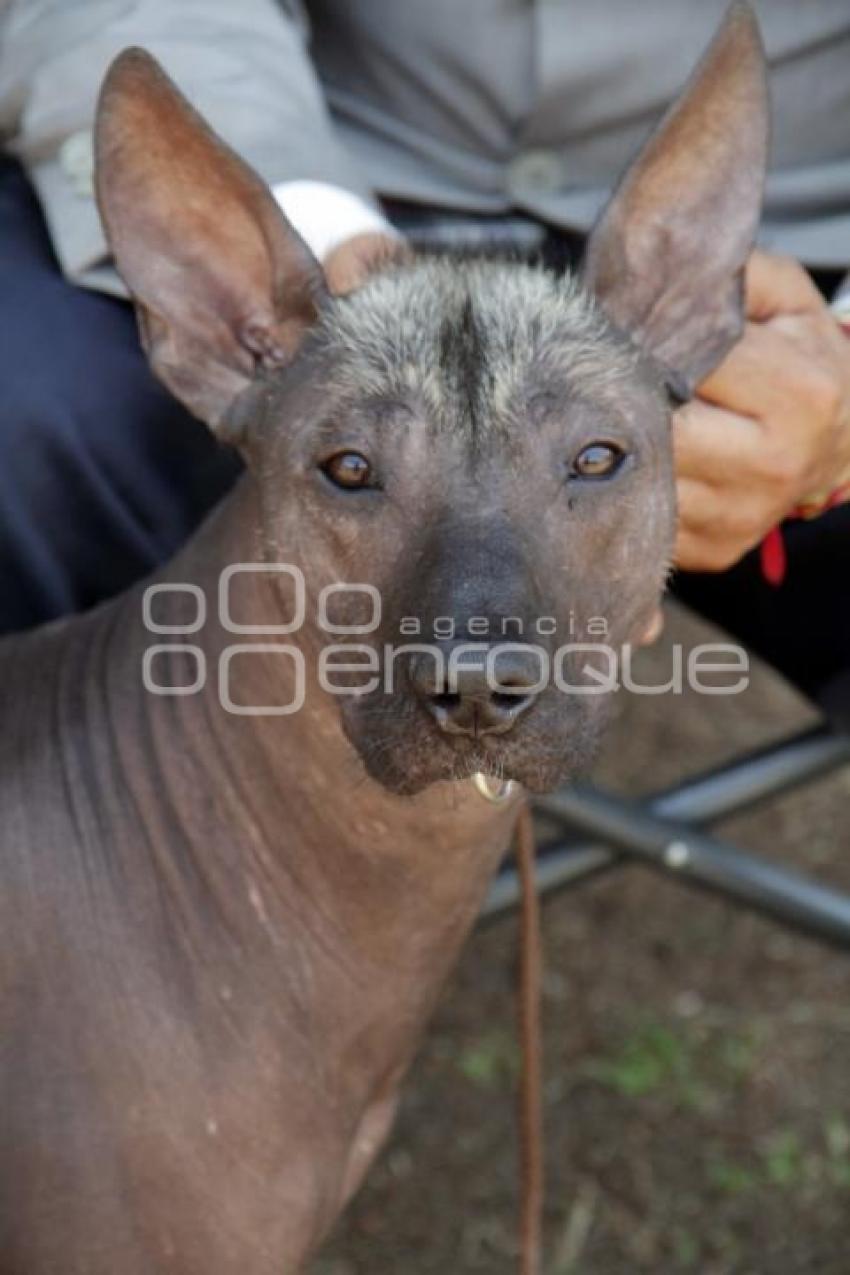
[42,473,516,989]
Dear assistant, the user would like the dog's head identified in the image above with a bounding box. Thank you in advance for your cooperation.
[96,5,767,794]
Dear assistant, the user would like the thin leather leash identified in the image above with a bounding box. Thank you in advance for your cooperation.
[514,799,544,1275]
[472,775,544,1275]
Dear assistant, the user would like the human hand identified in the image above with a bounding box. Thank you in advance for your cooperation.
[673,250,850,573]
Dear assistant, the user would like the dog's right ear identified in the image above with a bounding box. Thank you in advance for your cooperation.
[95,49,329,434]
[582,3,769,398]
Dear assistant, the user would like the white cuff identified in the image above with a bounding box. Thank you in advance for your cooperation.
[272,180,399,263]
[831,287,850,323]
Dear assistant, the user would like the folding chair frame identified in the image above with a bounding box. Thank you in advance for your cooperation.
[485,724,850,948]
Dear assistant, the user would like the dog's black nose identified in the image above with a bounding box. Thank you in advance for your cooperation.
[411,644,540,738]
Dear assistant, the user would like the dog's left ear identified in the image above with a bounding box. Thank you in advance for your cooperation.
[95,48,330,433]
[583,3,768,396]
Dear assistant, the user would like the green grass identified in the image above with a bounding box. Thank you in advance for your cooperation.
[707,1118,850,1197]
[455,1028,521,1089]
[580,1017,766,1113]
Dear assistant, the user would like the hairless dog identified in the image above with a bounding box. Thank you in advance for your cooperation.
[0,7,767,1272]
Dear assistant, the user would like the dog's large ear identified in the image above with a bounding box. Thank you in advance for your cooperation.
[95,49,329,432]
[582,3,768,397]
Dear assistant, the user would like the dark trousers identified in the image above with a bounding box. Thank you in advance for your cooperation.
[1,158,848,715]
[0,158,240,630]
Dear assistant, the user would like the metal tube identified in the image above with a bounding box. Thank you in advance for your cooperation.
[484,726,850,935]
[536,725,850,831]
[536,785,850,948]
[636,725,850,826]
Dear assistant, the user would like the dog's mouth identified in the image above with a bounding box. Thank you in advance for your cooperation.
[361,751,528,798]
[340,692,608,797]
[351,724,521,795]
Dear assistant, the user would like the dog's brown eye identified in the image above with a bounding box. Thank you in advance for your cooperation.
[572,443,625,480]
[322,451,373,490]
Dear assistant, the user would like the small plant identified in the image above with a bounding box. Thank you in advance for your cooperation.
[456,1030,521,1089]
[707,1159,758,1194]
[583,1022,713,1109]
[824,1115,850,1188]
[761,1130,805,1187]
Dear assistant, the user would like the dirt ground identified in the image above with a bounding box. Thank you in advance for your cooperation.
[316,603,850,1274]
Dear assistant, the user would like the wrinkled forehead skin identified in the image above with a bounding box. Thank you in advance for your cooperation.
[308,257,661,435]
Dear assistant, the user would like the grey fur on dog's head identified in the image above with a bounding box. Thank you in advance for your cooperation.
[316,259,644,434]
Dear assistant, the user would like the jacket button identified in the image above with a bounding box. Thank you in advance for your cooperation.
[506,148,565,196]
